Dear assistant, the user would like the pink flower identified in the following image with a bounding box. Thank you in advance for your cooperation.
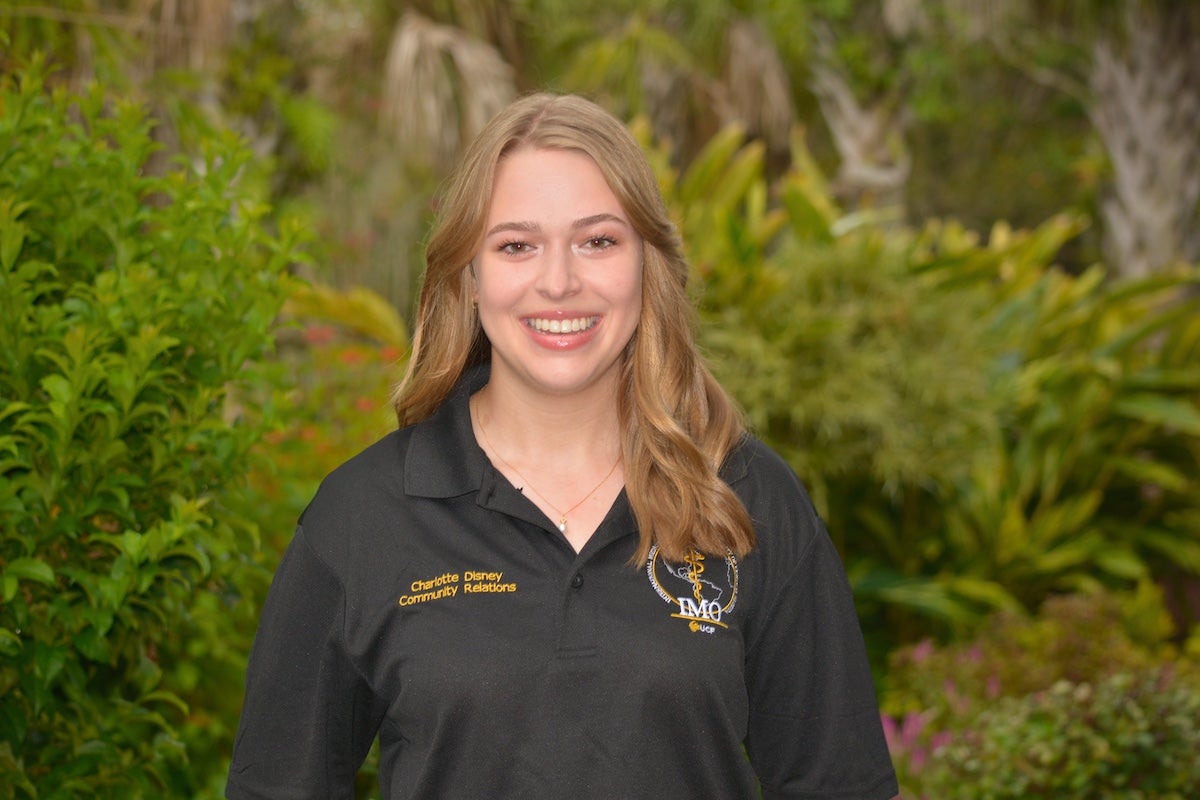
[902,711,928,746]
[909,638,935,664]
[881,714,898,752]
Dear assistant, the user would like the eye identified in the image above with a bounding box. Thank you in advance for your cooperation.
[581,235,618,250]
[497,239,532,255]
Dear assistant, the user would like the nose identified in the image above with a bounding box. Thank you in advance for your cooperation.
[534,243,582,299]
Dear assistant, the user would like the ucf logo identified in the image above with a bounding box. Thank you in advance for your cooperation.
[646,546,739,633]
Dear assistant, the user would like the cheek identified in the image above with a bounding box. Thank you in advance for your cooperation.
[615,272,644,334]
[624,265,645,314]
[474,267,521,307]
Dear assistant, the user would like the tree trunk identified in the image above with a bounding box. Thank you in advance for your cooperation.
[809,28,911,214]
[1089,3,1200,277]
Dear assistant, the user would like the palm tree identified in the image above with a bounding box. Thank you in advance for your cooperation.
[378,10,516,170]
[984,0,1200,275]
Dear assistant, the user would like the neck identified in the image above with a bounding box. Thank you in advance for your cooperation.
[473,378,622,462]
[470,376,625,548]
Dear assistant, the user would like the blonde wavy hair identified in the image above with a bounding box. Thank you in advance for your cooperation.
[393,93,754,562]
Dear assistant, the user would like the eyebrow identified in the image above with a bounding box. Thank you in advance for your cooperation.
[485,213,628,237]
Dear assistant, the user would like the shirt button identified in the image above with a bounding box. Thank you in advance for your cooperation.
[570,573,584,589]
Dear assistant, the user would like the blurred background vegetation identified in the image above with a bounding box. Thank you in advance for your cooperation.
[1,0,1199,797]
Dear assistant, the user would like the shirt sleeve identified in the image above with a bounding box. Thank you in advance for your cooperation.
[744,525,899,800]
[226,525,384,800]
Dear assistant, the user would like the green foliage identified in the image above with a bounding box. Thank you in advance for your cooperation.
[935,258,1200,608]
[880,586,1197,797]
[241,282,406,556]
[654,121,1200,642]
[559,12,697,119]
[0,61,300,795]
[884,586,1185,722]
[231,282,406,800]
[0,3,136,90]
[920,670,1200,799]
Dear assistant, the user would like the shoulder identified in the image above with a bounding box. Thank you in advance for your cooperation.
[305,429,412,516]
[295,428,415,568]
[723,434,801,492]
[724,434,817,529]
[724,434,829,578]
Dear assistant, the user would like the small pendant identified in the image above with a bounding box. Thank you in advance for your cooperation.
[558,517,568,533]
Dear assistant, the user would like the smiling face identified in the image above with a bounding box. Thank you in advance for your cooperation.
[472,146,643,401]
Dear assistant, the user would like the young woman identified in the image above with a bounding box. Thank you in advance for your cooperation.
[227,93,900,800]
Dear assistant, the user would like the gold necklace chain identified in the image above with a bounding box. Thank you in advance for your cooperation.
[473,398,621,534]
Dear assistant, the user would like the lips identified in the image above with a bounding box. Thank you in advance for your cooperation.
[525,316,600,334]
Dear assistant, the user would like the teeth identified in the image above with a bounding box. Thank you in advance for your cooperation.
[528,316,598,334]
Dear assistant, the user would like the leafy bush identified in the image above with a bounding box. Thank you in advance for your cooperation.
[224,282,407,799]
[647,122,1200,646]
[884,585,1184,717]
[920,670,1200,799]
[0,61,300,796]
[239,281,407,558]
[880,586,1196,796]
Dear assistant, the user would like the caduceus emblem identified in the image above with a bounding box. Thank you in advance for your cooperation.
[646,546,739,631]
[684,550,706,602]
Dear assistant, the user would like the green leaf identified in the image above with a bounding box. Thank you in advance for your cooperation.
[0,402,33,424]
[1093,548,1147,580]
[1113,394,1200,435]
[852,567,978,622]
[680,125,746,204]
[711,141,766,212]
[139,689,189,716]
[0,197,29,270]
[780,178,836,243]
[1034,532,1104,573]
[121,530,146,565]
[1139,529,1200,572]
[161,543,211,575]
[1107,456,1190,492]
[1029,491,1101,547]
[0,628,21,658]
[4,557,55,586]
[74,626,112,663]
[1121,367,1200,392]
[1097,288,1200,357]
[40,373,72,407]
[98,571,130,611]
[946,576,1022,612]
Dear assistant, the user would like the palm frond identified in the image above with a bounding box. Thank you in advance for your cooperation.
[380,10,516,168]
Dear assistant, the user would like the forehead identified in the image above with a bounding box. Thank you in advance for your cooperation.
[487,147,624,221]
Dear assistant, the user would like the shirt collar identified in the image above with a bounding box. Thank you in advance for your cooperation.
[404,364,491,499]
[720,434,752,485]
[401,362,746,537]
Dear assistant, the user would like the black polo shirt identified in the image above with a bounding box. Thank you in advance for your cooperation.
[227,367,898,800]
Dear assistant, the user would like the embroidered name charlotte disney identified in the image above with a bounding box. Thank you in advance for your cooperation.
[398,571,518,606]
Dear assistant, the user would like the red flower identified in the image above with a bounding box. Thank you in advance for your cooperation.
[339,348,366,365]
[304,325,337,345]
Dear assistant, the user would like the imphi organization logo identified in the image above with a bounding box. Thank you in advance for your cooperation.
[645,546,739,634]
